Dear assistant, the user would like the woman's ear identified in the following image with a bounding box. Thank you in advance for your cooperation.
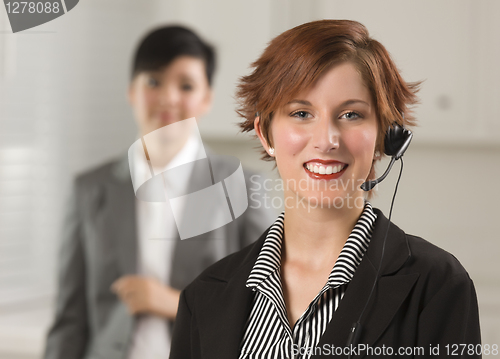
[254,116,274,157]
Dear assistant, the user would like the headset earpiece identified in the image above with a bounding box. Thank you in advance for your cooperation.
[384,123,413,160]
[360,122,412,191]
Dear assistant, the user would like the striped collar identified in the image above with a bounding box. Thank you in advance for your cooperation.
[246,202,377,290]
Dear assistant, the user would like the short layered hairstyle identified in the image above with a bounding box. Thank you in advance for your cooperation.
[237,19,420,167]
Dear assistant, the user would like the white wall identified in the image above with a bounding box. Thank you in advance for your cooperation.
[0,0,498,357]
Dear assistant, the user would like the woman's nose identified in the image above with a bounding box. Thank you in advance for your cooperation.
[312,117,340,152]
[159,85,180,106]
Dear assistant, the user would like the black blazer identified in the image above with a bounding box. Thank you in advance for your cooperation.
[170,209,481,358]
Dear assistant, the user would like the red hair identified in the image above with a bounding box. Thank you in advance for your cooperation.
[237,19,420,168]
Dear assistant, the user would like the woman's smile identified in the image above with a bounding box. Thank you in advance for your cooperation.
[303,159,348,180]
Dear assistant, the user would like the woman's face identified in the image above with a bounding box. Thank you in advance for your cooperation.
[256,62,378,210]
[128,55,212,138]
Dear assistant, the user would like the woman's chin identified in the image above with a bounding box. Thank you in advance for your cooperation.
[287,192,365,211]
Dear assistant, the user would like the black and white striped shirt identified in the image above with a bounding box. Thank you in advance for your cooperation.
[239,202,377,359]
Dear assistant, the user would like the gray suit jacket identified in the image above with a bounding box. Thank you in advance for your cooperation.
[44,154,275,359]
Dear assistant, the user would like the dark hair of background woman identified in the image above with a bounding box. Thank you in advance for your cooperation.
[130,25,216,86]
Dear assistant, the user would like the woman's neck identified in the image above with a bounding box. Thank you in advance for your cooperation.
[141,132,190,169]
[282,196,365,270]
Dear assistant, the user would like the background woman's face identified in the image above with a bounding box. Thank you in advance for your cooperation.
[267,62,378,209]
[128,55,212,138]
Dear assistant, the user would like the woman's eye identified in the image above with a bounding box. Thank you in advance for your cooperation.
[291,111,311,119]
[181,83,194,91]
[340,111,361,120]
[147,77,160,88]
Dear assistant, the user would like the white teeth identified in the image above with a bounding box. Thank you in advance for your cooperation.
[305,163,345,175]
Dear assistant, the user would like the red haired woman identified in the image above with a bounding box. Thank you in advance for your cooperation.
[170,20,481,359]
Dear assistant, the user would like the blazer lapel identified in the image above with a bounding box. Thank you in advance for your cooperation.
[174,152,230,241]
[195,233,266,359]
[170,156,217,287]
[313,210,418,359]
[170,152,238,289]
[110,155,137,275]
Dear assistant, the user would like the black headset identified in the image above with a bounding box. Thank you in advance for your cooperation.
[360,122,413,191]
